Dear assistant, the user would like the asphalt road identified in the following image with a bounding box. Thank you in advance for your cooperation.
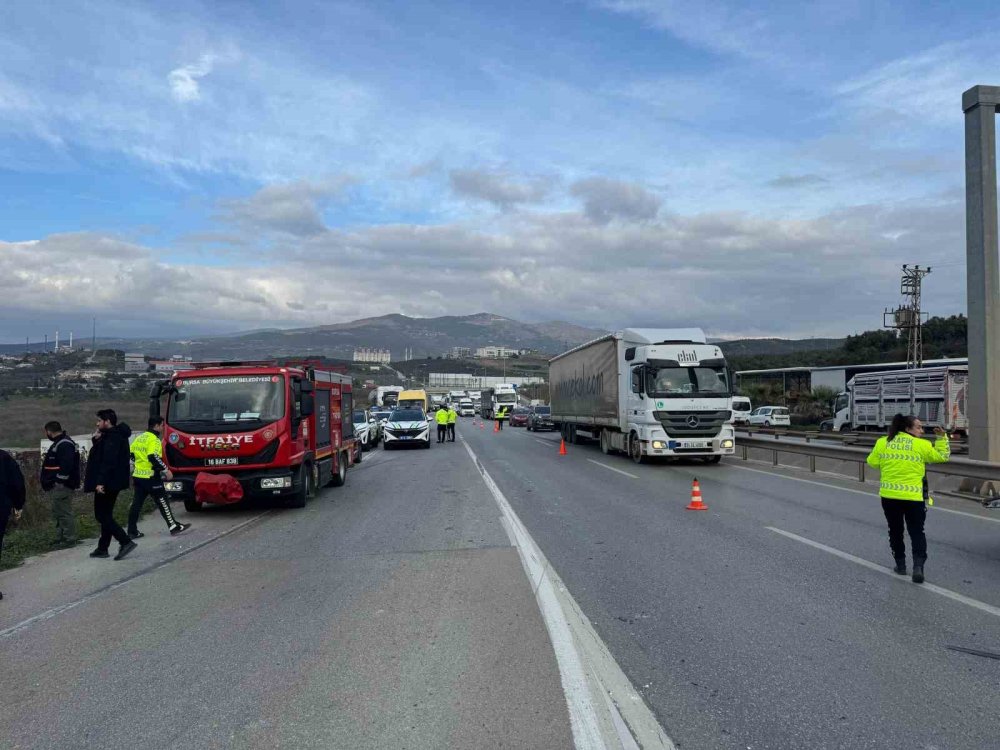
[0,438,573,750]
[464,424,1000,749]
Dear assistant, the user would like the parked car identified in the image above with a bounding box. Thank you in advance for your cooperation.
[731,397,752,425]
[508,406,530,427]
[526,405,555,431]
[372,409,392,428]
[748,406,790,427]
[353,409,376,451]
[382,407,431,450]
[458,400,475,417]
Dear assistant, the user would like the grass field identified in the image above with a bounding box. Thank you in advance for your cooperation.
[0,394,150,448]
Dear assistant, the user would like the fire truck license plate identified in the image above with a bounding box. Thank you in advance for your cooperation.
[205,457,239,466]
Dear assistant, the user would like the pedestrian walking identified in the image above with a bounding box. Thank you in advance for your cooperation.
[83,409,137,561]
[866,414,950,583]
[435,406,449,443]
[0,448,26,601]
[447,404,458,442]
[40,421,81,547]
[128,417,191,539]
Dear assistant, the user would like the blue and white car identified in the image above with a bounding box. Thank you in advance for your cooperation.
[382,407,431,450]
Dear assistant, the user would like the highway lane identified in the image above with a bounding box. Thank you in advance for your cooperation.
[464,423,1000,749]
[0,440,574,750]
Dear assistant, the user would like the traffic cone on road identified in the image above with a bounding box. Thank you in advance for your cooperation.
[685,478,708,511]
[494,421,500,433]
[559,438,567,456]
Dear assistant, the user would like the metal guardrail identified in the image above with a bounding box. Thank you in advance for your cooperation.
[737,427,970,453]
[737,436,1000,484]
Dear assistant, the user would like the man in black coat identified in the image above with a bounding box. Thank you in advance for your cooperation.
[83,409,137,561]
[0,448,27,600]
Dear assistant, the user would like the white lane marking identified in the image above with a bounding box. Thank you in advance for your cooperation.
[586,460,638,480]
[768,527,1000,619]
[728,463,1000,524]
[535,438,555,447]
[462,437,675,750]
[0,511,271,640]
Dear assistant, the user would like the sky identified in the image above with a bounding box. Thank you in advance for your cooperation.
[0,0,997,342]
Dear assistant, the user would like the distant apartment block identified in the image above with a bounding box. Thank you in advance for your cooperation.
[124,353,149,373]
[448,346,472,359]
[353,348,392,364]
[474,345,519,359]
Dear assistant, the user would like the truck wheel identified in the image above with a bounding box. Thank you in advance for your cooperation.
[184,498,203,513]
[600,430,610,455]
[287,466,310,508]
[329,452,348,487]
[354,443,363,463]
[630,433,645,464]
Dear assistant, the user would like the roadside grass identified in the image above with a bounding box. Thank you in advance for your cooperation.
[0,394,149,449]
[2,490,155,570]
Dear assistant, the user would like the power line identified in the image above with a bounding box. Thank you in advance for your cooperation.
[883,264,931,369]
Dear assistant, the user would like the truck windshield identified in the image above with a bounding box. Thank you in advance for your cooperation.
[497,394,517,403]
[168,375,285,428]
[646,366,730,397]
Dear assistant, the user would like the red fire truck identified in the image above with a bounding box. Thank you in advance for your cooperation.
[150,361,357,511]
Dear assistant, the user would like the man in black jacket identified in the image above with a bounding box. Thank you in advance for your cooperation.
[83,409,137,561]
[40,421,80,546]
[0,448,27,600]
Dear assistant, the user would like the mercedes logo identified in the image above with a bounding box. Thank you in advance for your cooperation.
[686,415,700,428]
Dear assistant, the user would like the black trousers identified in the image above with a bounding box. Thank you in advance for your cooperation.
[881,497,927,562]
[437,424,447,442]
[128,478,179,533]
[94,490,131,551]
[497,418,504,431]
[0,513,7,569]
[447,424,455,442]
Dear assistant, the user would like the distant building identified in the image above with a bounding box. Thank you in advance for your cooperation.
[124,353,149,373]
[735,357,969,395]
[448,346,472,359]
[353,348,392,364]
[474,345,519,359]
[429,373,544,388]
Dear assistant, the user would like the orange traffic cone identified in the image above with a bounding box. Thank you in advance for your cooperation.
[685,478,707,511]
[480,421,484,430]
[559,439,567,456]
[494,421,500,433]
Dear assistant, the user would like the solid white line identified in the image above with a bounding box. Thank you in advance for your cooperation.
[728,463,1000,524]
[462,437,674,750]
[0,510,271,640]
[767,526,1000,619]
[586,459,638,480]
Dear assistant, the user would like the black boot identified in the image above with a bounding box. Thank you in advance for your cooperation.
[893,558,907,575]
[912,559,925,584]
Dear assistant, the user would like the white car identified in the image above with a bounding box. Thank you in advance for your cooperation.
[353,409,376,451]
[458,400,475,417]
[748,406,791,428]
[382,407,431,450]
[372,409,392,431]
[731,397,752,425]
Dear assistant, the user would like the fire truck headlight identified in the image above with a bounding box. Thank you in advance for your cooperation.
[164,482,183,492]
[261,477,292,489]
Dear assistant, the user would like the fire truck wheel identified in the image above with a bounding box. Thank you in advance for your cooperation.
[287,465,311,508]
[183,498,203,513]
[329,452,348,487]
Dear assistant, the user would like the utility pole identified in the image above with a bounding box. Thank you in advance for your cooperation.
[883,264,931,369]
[92,317,97,352]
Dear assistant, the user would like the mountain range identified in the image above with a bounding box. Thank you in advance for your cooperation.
[0,313,844,361]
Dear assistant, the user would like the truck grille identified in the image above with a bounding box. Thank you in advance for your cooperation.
[655,410,730,438]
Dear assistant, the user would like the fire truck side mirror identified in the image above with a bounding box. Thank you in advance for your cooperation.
[300,392,315,417]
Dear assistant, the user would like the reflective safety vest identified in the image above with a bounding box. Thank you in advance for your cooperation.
[447,409,457,424]
[866,432,950,501]
[435,409,450,425]
[497,407,509,420]
[130,431,164,479]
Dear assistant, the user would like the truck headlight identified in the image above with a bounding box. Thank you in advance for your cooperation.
[261,477,292,489]
[164,481,183,492]
[651,440,666,449]
[721,439,735,449]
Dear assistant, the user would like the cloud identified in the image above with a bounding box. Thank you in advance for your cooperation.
[570,177,662,224]
[449,169,551,209]
[168,54,218,103]
[766,174,828,189]
[0,194,967,341]
[218,177,354,236]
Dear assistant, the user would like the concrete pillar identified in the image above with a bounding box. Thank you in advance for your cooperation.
[963,85,1000,462]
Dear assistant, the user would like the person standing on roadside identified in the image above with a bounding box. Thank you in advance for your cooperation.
[435,405,449,443]
[447,403,458,443]
[40,421,80,547]
[0,448,26,601]
[83,409,137,561]
[128,417,191,539]
[866,414,950,584]
[496,405,508,431]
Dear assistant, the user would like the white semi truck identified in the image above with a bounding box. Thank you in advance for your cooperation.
[480,383,518,419]
[823,365,969,435]
[370,385,403,408]
[550,328,735,464]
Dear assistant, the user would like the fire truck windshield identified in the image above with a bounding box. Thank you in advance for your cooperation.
[168,375,286,430]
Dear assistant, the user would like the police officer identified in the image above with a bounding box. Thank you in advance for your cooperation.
[866,414,950,584]
[435,405,449,443]
[447,404,458,442]
[128,416,191,538]
[496,405,508,431]
[40,421,80,547]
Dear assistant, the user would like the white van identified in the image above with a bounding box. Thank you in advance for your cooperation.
[748,406,791,427]
[731,397,752,425]
[458,400,475,417]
